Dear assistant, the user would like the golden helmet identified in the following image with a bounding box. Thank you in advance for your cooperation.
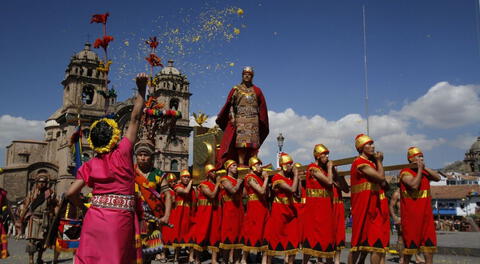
[180,169,191,177]
[166,173,177,182]
[204,164,216,174]
[313,144,329,158]
[407,147,423,162]
[248,156,262,168]
[242,66,254,75]
[294,162,302,168]
[224,160,237,170]
[355,134,373,150]
[279,153,293,171]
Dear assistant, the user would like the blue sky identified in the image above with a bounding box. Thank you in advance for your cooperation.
[1,0,480,170]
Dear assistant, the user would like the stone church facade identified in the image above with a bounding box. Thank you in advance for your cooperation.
[0,43,192,201]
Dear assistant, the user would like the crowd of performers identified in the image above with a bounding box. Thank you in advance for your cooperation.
[0,72,440,264]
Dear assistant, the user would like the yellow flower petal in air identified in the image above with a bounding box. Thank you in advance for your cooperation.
[124,40,129,46]
[234,28,240,35]
[237,8,244,16]
[229,62,235,67]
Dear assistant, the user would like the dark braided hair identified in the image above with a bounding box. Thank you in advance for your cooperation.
[90,120,113,148]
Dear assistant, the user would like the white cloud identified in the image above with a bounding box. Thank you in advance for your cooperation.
[259,109,444,166]
[0,115,45,166]
[398,82,480,128]
[0,115,45,149]
[450,133,478,150]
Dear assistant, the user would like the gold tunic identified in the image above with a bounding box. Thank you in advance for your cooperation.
[232,84,260,148]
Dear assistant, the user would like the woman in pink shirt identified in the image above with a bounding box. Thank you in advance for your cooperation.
[66,73,147,264]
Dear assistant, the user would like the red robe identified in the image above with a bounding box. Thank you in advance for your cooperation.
[293,185,306,245]
[161,189,175,247]
[302,164,335,258]
[399,168,437,254]
[190,181,219,252]
[241,173,268,252]
[219,176,244,249]
[215,85,269,169]
[332,181,346,250]
[350,156,389,253]
[171,183,195,248]
[263,174,299,256]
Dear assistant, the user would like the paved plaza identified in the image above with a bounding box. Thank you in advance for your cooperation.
[3,231,479,263]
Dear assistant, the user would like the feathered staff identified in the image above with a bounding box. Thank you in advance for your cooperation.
[90,12,116,112]
[139,36,181,141]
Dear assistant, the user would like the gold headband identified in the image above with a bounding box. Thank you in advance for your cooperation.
[204,164,215,174]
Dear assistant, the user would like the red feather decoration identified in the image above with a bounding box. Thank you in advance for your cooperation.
[90,13,109,24]
[145,53,163,67]
[93,36,114,50]
[146,37,159,49]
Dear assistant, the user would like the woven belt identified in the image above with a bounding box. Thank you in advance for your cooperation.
[197,199,212,206]
[332,197,344,204]
[92,194,135,211]
[351,182,380,194]
[273,196,291,205]
[222,195,240,203]
[176,200,192,207]
[306,188,332,198]
[293,197,306,204]
[247,193,259,201]
[402,189,431,199]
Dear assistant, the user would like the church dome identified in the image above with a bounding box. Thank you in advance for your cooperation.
[470,137,480,153]
[160,60,181,75]
[74,43,100,61]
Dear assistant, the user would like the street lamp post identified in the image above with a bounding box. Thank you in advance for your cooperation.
[276,133,285,168]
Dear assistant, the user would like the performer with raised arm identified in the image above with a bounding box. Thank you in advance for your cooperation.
[240,156,269,264]
[399,147,440,264]
[189,164,221,264]
[302,144,335,263]
[264,153,299,264]
[219,160,244,264]
[216,67,269,167]
[171,169,195,262]
[133,139,172,263]
[348,134,389,264]
[66,73,148,264]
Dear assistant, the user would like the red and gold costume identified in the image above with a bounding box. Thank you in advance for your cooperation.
[332,181,346,250]
[190,179,220,252]
[241,172,268,252]
[215,68,269,169]
[293,183,306,244]
[219,173,244,249]
[350,155,390,253]
[302,163,335,258]
[161,184,175,248]
[264,173,299,256]
[171,176,195,248]
[399,147,437,254]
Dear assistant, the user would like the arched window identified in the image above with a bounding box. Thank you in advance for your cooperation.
[82,86,95,104]
[87,68,93,77]
[171,160,178,171]
[169,98,179,110]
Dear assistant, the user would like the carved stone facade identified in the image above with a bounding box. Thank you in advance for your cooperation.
[0,43,192,201]
[464,137,480,173]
